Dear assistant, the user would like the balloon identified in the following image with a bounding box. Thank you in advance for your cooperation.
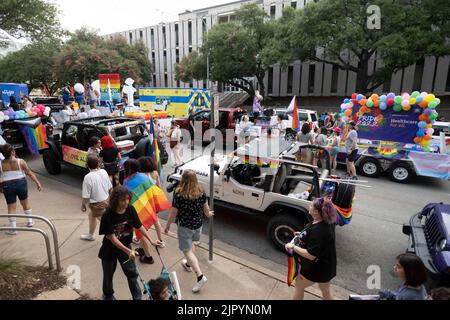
[393,104,402,112]
[4,115,9,121]
[414,137,422,144]
[421,140,429,147]
[379,95,387,102]
[74,83,85,94]
[429,114,437,121]
[417,129,425,137]
[366,99,374,108]
[418,121,427,128]
[423,134,432,141]
[403,105,411,111]
[0,116,4,123]
[428,101,437,109]
[420,92,428,97]
[423,146,430,152]
[402,93,410,100]
[344,99,350,104]
[380,102,387,110]
[386,98,394,107]
[411,91,420,98]
[394,96,403,104]
[342,116,349,122]
[359,99,367,106]
[351,93,357,100]
[424,108,433,115]
[409,98,416,105]
[344,109,352,117]
[425,94,435,102]
[419,101,428,108]
[426,123,432,128]
[357,94,364,101]
[374,100,380,107]
[387,92,395,99]
[370,94,379,101]
[426,128,434,135]
[340,104,346,110]
[416,96,424,103]
[401,100,410,108]
[434,98,441,106]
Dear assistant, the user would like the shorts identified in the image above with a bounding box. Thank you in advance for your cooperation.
[89,200,109,218]
[346,149,358,162]
[2,178,28,204]
[177,225,202,252]
[329,147,339,157]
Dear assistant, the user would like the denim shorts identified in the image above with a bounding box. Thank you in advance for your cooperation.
[2,178,28,204]
[347,149,358,162]
[177,225,202,252]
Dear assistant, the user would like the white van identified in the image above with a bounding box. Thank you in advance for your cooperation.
[274,108,319,129]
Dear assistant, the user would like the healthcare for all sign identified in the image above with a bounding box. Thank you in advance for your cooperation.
[62,145,87,168]
[0,83,28,105]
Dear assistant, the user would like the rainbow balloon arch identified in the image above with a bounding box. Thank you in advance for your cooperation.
[339,92,440,152]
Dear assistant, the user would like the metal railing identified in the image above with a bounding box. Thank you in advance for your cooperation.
[0,214,61,271]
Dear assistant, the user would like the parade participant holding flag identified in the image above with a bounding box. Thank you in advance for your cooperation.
[285,197,337,300]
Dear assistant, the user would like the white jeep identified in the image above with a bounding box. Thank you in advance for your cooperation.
[167,139,353,249]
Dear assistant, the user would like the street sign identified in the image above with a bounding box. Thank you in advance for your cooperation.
[214,94,220,127]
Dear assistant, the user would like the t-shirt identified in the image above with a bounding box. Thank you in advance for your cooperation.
[172,192,207,230]
[61,109,72,123]
[299,221,337,283]
[297,132,312,144]
[82,169,112,203]
[315,134,327,146]
[346,129,358,152]
[335,119,346,131]
[100,147,120,163]
[78,112,88,119]
[88,109,101,117]
[277,122,287,135]
[98,205,142,260]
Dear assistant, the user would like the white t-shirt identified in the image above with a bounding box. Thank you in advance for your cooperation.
[78,112,88,119]
[277,121,287,135]
[61,109,72,123]
[171,127,181,142]
[88,109,101,118]
[82,169,112,203]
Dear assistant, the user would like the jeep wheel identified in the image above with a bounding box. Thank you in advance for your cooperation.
[43,149,61,175]
[267,213,308,251]
[389,162,414,184]
[359,157,381,177]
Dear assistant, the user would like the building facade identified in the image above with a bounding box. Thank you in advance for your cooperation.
[104,0,450,116]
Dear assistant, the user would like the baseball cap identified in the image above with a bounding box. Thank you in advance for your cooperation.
[333,127,341,134]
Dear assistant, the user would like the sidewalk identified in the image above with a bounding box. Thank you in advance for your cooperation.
[0,172,353,300]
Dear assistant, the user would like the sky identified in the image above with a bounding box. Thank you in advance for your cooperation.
[54,0,234,35]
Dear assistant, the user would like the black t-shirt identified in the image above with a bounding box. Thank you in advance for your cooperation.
[100,147,120,163]
[172,192,207,230]
[134,137,153,159]
[98,205,142,260]
[299,221,337,283]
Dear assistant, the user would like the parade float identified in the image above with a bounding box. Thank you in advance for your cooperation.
[337,91,450,183]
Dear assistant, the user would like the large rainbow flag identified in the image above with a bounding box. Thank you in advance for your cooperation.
[291,96,300,132]
[124,172,171,239]
[99,74,120,102]
[149,118,163,180]
[19,124,48,155]
[287,253,301,287]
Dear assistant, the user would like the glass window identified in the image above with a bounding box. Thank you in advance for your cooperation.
[164,74,168,87]
[291,1,297,8]
[162,26,166,48]
[202,18,207,34]
[299,113,308,122]
[175,24,179,46]
[139,30,143,40]
[331,65,339,94]
[287,65,294,94]
[151,52,156,66]
[129,32,133,44]
[163,51,167,71]
[446,63,450,92]
[218,16,228,24]
[268,67,274,94]
[188,21,192,46]
[150,29,155,48]
[413,58,425,92]
[270,4,276,19]
[310,113,318,122]
[308,64,315,94]
[176,49,180,63]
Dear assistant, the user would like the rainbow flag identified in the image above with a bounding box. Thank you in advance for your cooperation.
[124,172,171,239]
[287,253,300,286]
[291,96,300,132]
[19,124,48,155]
[149,117,163,180]
[243,155,278,169]
[99,74,120,102]
[334,204,353,226]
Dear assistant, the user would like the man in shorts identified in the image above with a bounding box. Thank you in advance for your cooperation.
[345,121,358,178]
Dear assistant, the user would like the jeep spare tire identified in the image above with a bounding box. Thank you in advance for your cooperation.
[267,213,308,251]
[43,149,61,174]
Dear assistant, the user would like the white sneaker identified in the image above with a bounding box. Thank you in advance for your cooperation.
[158,241,166,248]
[6,230,18,235]
[181,259,192,272]
[27,221,34,228]
[80,233,95,241]
[192,276,208,293]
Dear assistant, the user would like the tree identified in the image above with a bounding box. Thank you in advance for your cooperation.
[0,0,62,44]
[0,38,62,94]
[175,3,277,97]
[268,0,450,94]
[54,29,152,85]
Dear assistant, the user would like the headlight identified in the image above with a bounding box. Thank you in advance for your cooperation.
[437,239,447,251]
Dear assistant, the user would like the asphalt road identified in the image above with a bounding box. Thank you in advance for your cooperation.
[23,147,450,295]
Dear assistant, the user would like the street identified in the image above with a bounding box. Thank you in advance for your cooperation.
[21,142,450,295]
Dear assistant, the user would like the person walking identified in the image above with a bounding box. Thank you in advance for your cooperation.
[164,169,214,293]
[345,121,358,178]
[167,120,182,167]
[80,155,112,241]
[98,186,161,300]
[285,197,337,300]
[0,144,42,234]
[137,156,165,247]
[379,253,428,300]
[328,127,341,173]
[99,135,121,187]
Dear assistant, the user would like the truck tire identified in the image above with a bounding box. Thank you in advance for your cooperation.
[332,182,355,209]
[43,149,61,175]
[285,129,296,141]
[389,162,414,184]
[267,212,308,251]
[359,157,381,177]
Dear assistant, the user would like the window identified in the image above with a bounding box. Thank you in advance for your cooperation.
[189,80,193,88]
[152,74,157,86]
[446,63,450,92]
[163,50,167,72]
[177,80,181,87]
[413,58,425,92]
[287,66,294,94]
[383,77,391,93]
[291,1,297,8]
[218,16,228,24]
[150,29,155,48]
[203,80,207,89]
[139,30,143,40]
[268,67,274,94]
[164,74,168,87]
[175,49,180,63]
[189,47,192,53]
[270,4,276,19]
[63,125,79,149]
[308,64,315,94]
[188,21,192,46]
[151,52,156,67]
[229,15,236,22]
[129,32,133,44]
[331,65,339,94]
[162,26,166,48]
[202,18,207,34]
[175,24,179,46]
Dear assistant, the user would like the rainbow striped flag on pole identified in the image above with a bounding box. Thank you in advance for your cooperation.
[290,96,300,133]
[124,172,171,239]
[287,253,301,287]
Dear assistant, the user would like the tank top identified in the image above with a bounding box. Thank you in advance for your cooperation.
[0,159,26,182]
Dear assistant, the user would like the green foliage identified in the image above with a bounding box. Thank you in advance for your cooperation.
[0,0,63,43]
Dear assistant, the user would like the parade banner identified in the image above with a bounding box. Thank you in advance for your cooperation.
[139,88,211,118]
[99,74,121,102]
[62,145,87,168]
[355,107,420,144]
[0,83,28,105]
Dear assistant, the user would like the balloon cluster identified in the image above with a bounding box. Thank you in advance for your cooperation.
[340,91,440,152]
[0,105,51,123]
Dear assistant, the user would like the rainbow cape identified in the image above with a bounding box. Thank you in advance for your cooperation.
[287,253,301,286]
[124,172,171,239]
[19,124,48,155]
[334,204,353,226]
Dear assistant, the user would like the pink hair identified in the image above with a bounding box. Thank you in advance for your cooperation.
[313,197,337,224]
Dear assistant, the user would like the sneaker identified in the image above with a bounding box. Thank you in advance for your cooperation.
[192,276,208,293]
[158,240,166,248]
[139,255,154,264]
[102,294,116,300]
[80,233,95,241]
[27,221,34,228]
[136,247,145,257]
[5,230,18,235]
[181,259,192,272]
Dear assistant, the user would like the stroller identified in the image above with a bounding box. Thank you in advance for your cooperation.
[135,247,181,300]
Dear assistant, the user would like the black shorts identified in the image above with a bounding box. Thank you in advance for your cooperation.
[346,149,358,162]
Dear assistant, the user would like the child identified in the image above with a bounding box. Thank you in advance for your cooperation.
[98,186,161,300]
[148,278,172,300]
